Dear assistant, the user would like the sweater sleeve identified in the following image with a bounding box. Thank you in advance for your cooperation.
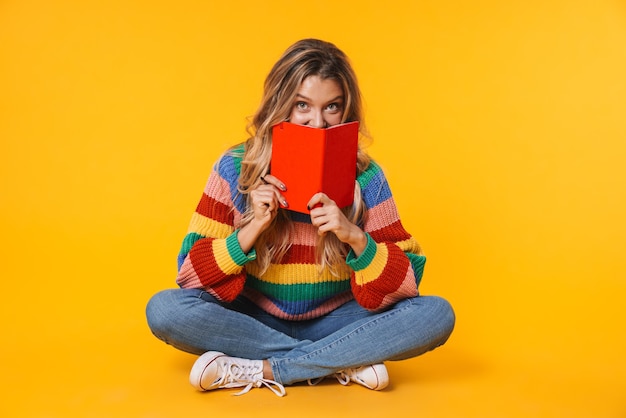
[346,161,425,311]
[175,149,254,302]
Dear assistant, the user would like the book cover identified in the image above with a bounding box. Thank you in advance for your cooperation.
[270,121,359,214]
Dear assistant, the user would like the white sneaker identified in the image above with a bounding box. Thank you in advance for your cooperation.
[189,351,286,397]
[307,363,389,390]
[336,364,389,390]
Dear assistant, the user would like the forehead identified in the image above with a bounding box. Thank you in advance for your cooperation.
[296,75,343,99]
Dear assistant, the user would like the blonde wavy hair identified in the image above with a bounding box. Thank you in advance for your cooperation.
[235,39,371,277]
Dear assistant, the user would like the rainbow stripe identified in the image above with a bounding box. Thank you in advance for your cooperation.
[175,148,425,319]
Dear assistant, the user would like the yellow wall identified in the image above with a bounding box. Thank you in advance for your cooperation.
[1,1,625,416]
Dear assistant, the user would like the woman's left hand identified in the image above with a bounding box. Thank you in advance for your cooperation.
[308,193,367,256]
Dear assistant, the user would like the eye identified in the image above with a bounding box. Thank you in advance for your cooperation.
[325,103,342,113]
[295,101,309,111]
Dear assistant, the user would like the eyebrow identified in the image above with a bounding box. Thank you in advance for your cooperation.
[295,93,344,103]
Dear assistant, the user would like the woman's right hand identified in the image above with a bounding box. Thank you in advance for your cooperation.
[249,174,288,229]
[237,174,288,253]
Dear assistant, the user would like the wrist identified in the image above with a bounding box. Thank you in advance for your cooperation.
[346,232,377,270]
[349,229,368,257]
[238,220,266,253]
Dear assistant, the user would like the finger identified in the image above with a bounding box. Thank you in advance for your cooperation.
[317,193,332,204]
[251,190,272,210]
[261,174,287,191]
[315,220,332,236]
[311,213,333,231]
[306,193,322,211]
[253,185,288,212]
[307,193,335,211]
[271,188,289,208]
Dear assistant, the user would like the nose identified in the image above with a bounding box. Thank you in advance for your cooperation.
[308,111,327,128]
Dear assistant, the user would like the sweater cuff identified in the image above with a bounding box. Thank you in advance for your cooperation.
[346,233,377,271]
[226,230,257,266]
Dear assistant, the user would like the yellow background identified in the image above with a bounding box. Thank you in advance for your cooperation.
[1,0,625,417]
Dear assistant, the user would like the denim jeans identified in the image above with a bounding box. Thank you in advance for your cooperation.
[146,288,455,385]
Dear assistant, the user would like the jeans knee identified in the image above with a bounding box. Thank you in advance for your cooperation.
[145,290,177,339]
[430,295,456,342]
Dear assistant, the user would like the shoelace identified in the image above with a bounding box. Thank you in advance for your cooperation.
[307,369,353,387]
[335,369,355,386]
[216,360,286,397]
[308,368,376,389]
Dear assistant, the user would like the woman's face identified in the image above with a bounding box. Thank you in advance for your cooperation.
[288,75,344,128]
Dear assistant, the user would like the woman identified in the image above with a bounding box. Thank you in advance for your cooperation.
[146,39,455,397]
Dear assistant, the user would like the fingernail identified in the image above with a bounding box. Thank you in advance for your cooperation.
[280,184,286,191]
[282,200,289,207]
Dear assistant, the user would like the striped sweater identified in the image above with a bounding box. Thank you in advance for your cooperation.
[176,145,425,320]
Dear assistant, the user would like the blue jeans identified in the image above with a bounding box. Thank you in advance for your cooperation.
[146,288,455,385]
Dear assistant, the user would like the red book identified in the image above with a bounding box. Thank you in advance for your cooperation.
[271,121,359,213]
